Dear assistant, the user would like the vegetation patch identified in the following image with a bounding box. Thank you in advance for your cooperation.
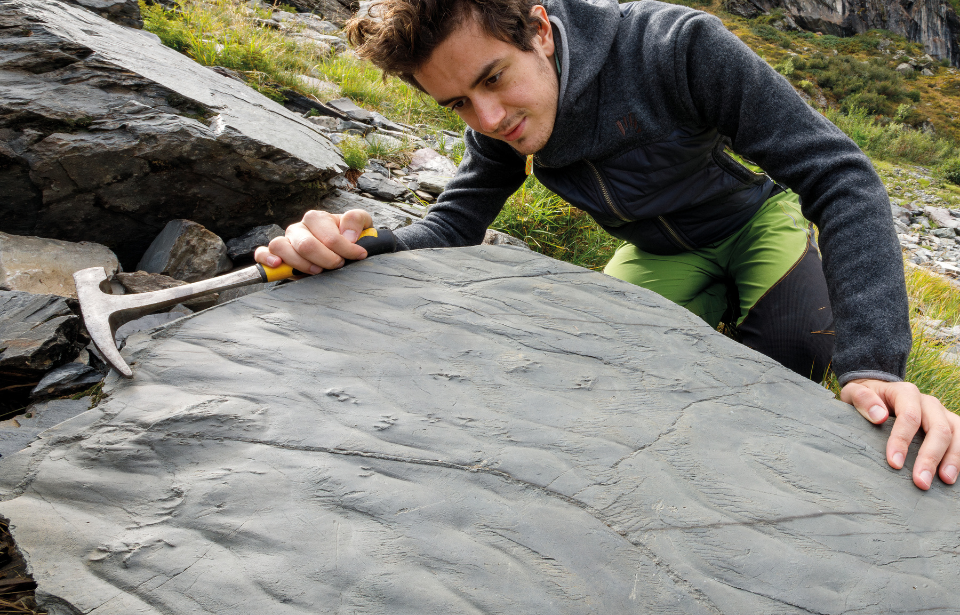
[140,0,464,131]
[492,177,620,271]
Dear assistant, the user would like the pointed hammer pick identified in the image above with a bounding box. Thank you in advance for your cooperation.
[73,228,396,378]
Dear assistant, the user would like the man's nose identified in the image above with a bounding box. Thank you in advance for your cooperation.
[473,95,507,134]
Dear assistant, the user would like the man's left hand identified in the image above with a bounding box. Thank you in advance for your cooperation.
[841,379,960,490]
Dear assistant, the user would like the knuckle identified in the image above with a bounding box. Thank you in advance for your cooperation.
[898,409,922,429]
[268,236,289,251]
[302,209,331,225]
[290,234,318,253]
[930,420,954,441]
[900,382,920,395]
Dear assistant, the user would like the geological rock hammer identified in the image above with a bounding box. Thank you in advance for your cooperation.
[73,228,397,378]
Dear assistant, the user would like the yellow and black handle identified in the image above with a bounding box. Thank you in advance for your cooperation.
[256,227,397,282]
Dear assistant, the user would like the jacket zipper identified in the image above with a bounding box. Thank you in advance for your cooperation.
[584,160,630,222]
[656,215,695,251]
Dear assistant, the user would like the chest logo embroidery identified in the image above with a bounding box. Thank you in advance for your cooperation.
[616,113,641,136]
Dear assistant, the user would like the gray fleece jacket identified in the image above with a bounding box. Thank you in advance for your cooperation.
[392,0,912,386]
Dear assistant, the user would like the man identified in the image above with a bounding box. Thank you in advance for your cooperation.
[255,0,960,490]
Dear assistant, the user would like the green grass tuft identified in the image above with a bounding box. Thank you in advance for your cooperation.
[337,135,369,170]
[492,177,620,271]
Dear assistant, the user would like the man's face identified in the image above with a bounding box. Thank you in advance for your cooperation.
[413,7,559,156]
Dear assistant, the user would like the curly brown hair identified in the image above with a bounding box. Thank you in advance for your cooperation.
[345,0,541,90]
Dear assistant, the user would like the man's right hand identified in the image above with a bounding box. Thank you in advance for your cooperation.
[254,209,373,274]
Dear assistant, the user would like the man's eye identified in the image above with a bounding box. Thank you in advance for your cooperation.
[448,100,464,110]
[486,72,502,86]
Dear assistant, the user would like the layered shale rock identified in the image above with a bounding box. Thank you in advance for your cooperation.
[0,0,346,269]
[0,290,84,402]
[745,0,960,66]
[61,0,143,28]
[1,246,957,614]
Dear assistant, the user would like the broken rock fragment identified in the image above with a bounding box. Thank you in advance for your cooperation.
[356,172,408,201]
[0,232,119,298]
[29,363,102,400]
[114,271,219,311]
[417,171,454,195]
[225,225,285,262]
[137,220,232,283]
[327,97,375,122]
[483,229,529,249]
[925,206,959,229]
[408,147,459,175]
[0,290,84,382]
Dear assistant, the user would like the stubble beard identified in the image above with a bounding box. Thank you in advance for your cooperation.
[508,50,559,156]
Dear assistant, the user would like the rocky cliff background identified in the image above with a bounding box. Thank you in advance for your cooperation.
[726,0,960,66]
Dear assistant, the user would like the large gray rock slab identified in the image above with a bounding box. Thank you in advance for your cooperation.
[0,246,958,614]
[0,1,346,268]
[0,232,119,298]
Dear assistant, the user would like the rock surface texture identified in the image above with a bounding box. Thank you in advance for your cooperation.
[62,0,142,28]
[0,290,83,383]
[1,247,957,614]
[136,220,231,283]
[0,399,89,458]
[0,1,346,268]
[753,0,960,66]
[0,232,119,297]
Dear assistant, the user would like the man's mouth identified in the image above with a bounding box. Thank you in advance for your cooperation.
[500,117,526,142]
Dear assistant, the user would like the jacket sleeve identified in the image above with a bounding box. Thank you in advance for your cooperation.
[393,129,528,250]
[666,11,911,385]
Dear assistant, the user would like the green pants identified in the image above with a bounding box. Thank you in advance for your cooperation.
[604,190,813,328]
[603,189,835,381]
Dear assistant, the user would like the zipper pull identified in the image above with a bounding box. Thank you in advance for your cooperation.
[525,154,534,176]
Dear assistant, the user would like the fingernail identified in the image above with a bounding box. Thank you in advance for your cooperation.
[309,265,322,275]
[945,465,958,483]
[867,405,886,422]
[920,469,933,487]
[268,256,280,267]
[892,452,905,468]
[343,229,359,242]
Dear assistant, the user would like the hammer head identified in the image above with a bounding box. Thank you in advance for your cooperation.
[74,267,135,378]
[74,264,265,378]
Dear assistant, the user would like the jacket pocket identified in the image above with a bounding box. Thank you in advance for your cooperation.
[711,140,768,186]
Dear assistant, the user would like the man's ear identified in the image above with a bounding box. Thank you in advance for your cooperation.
[530,5,555,58]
